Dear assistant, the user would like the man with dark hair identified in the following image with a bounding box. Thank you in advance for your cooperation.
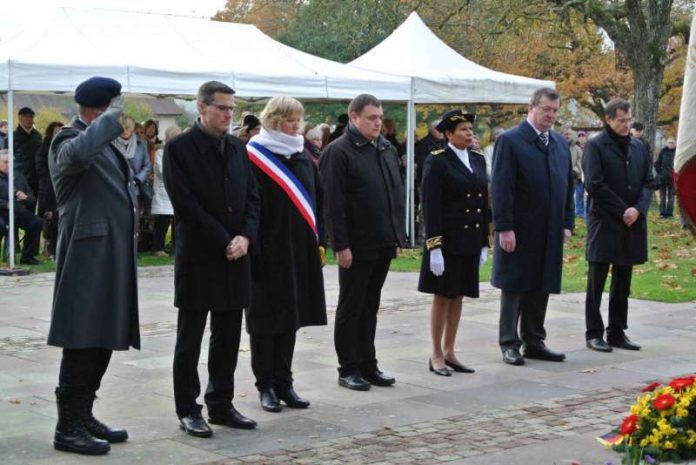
[491,87,575,366]
[328,113,349,143]
[164,80,260,437]
[630,121,651,156]
[13,107,43,199]
[583,98,653,353]
[48,76,138,455]
[320,93,406,391]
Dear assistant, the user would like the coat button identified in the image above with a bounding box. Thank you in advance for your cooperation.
[477,208,481,213]
[228,207,232,212]
[467,194,471,198]
[466,209,470,213]
[475,224,480,228]
[478,193,483,197]
[627,185,632,191]
[464,225,469,229]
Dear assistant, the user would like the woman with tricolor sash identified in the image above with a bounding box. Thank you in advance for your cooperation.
[245,97,327,413]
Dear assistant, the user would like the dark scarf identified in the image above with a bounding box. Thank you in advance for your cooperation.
[605,124,631,156]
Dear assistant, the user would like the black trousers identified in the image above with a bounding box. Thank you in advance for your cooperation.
[334,254,392,377]
[42,213,58,256]
[499,288,550,350]
[5,208,42,260]
[152,215,173,251]
[59,348,113,392]
[585,262,632,340]
[250,331,296,391]
[173,307,243,418]
[659,185,675,217]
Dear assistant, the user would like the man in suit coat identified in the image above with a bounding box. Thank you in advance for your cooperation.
[48,77,138,455]
[583,98,653,353]
[491,87,575,366]
[164,81,260,438]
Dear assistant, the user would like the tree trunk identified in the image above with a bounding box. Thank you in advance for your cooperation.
[631,59,666,158]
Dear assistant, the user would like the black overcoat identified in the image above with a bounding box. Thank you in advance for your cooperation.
[654,146,675,188]
[421,147,489,255]
[583,130,653,266]
[163,124,260,312]
[491,120,575,294]
[47,113,140,350]
[246,148,327,335]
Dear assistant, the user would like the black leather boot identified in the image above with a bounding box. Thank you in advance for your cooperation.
[83,392,128,443]
[54,387,110,455]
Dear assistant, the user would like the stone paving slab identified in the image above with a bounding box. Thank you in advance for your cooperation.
[1,265,696,464]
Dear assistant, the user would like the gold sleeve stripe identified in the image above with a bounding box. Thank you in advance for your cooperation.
[426,236,443,250]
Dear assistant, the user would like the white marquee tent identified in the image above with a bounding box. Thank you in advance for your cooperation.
[350,12,555,243]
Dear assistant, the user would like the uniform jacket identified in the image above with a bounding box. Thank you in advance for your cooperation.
[421,146,489,256]
[163,123,260,312]
[654,146,675,188]
[583,129,653,266]
[247,148,327,335]
[319,125,406,260]
[47,113,140,350]
[491,120,575,294]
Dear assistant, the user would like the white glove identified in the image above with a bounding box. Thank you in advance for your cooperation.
[430,248,445,276]
[107,95,125,113]
[479,246,488,268]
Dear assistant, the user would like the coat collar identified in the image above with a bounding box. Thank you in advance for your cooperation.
[596,129,631,160]
[346,125,391,151]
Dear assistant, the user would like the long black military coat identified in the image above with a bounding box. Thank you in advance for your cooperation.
[491,120,575,294]
[583,129,653,266]
[47,113,140,350]
[246,148,327,335]
[163,124,260,312]
[421,146,489,255]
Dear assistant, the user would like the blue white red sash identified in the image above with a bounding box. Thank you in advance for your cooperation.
[247,140,318,240]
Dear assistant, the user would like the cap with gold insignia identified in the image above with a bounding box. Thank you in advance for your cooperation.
[435,110,476,133]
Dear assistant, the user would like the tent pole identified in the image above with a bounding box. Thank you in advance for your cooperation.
[6,83,16,269]
[406,79,416,247]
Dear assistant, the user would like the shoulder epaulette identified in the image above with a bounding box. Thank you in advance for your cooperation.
[431,149,445,156]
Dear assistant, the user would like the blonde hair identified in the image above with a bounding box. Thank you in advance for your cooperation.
[164,125,182,141]
[259,96,304,131]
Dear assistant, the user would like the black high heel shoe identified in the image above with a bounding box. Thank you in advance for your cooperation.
[429,358,451,376]
[444,358,475,373]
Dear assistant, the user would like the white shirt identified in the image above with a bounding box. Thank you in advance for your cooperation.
[448,143,472,172]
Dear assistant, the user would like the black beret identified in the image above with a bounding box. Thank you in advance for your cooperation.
[74,77,122,107]
[631,121,644,131]
[436,110,476,133]
[18,107,35,116]
[243,114,260,130]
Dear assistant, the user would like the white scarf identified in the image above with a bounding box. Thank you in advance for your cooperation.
[113,135,138,159]
[249,128,304,159]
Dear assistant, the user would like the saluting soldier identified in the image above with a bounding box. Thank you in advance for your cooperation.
[418,110,490,377]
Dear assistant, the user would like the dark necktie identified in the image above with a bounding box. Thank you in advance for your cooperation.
[539,132,549,146]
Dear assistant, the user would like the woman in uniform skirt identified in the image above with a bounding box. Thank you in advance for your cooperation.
[246,97,327,412]
[418,110,490,376]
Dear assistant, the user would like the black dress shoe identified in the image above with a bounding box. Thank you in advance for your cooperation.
[20,257,40,265]
[208,406,257,430]
[260,387,282,412]
[179,414,212,438]
[608,335,641,351]
[523,343,566,362]
[363,369,396,387]
[277,387,310,409]
[429,359,451,376]
[586,337,613,352]
[338,374,371,391]
[502,348,525,366]
[444,358,475,373]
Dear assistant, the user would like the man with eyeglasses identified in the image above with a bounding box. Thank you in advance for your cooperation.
[164,80,260,438]
[583,98,653,353]
[491,87,575,366]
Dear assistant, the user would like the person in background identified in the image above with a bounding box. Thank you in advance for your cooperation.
[303,126,324,166]
[13,107,43,199]
[151,125,182,256]
[630,122,651,157]
[246,96,326,413]
[113,117,152,216]
[562,126,585,218]
[35,121,64,258]
[0,120,8,149]
[328,113,349,143]
[235,114,261,144]
[418,110,489,377]
[468,134,481,151]
[482,127,504,182]
[655,137,676,218]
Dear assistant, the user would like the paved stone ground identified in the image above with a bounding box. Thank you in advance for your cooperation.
[1,265,695,464]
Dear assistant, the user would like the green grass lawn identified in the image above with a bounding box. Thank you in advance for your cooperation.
[4,209,694,303]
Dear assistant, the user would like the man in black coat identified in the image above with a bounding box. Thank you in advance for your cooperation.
[13,107,42,199]
[491,87,575,366]
[320,94,406,391]
[164,81,260,438]
[583,98,653,353]
[48,77,137,455]
[0,150,42,264]
[655,137,676,218]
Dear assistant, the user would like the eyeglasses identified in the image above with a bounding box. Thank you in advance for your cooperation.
[208,104,236,113]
